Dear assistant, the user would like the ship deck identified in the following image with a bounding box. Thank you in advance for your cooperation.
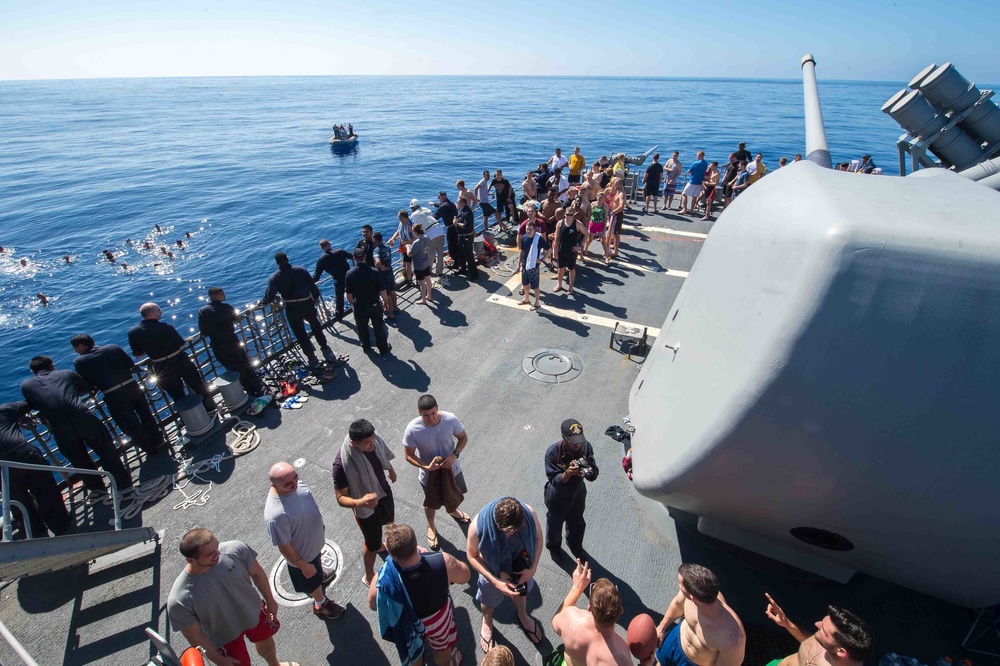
[0,206,991,666]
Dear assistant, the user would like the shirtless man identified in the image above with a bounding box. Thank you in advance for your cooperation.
[651,563,744,666]
[552,560,632,665]
[763,594,874,666]
[456,179,478,210]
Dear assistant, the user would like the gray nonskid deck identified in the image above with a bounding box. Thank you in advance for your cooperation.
[0,208,703,666]
[1,207,984,665]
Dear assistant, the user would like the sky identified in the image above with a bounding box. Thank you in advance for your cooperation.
[1,0,998,83]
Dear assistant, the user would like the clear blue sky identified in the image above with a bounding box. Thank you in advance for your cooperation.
[1,0,997,82]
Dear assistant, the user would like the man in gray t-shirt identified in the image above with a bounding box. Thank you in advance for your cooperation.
[402,394,471,551]
[265,462,344,620]
[167,528,293,666]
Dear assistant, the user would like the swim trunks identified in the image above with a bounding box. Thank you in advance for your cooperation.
[655,622,698,666]
[421,596,459,651]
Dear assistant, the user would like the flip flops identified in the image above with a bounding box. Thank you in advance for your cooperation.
[427,528,440,552]
[449,510,471,524]
[519,616,544,645]
[479,625,496,654]
[280,395,308,409]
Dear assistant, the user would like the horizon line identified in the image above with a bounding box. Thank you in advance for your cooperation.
[0,73,916,86]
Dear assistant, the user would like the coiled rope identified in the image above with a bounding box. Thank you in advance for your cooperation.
[112,418,261,521]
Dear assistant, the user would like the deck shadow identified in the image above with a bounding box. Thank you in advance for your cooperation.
[62,541,162,665]
[323,603,392,665]
[306,361,362,401]
[372,356,431,391]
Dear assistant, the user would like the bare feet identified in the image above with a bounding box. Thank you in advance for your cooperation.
[518,299,530,305]
[553,286,563,292]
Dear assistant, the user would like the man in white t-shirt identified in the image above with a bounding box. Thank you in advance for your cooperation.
[549,148,569,172]
[402,394,471,551]
[474,170,497,231]
[409,198,445,275]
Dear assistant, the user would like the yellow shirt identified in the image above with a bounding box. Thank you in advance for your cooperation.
[569,153,586,175]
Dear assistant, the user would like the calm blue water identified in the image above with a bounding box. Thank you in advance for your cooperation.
[0,75,908,400]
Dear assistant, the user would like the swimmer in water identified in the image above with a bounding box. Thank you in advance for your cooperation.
[167,251,175,259]
[160,246,169,255]
[175,240,184,248]
[20,257,28,267]
[154,224,163,233]
[185,231,192,238]
[64,255,72,263]
[121,262,129,270]
[37,293,48,306]
[126,238,133,246]
[103,249,116,263]
[143,240,153,250]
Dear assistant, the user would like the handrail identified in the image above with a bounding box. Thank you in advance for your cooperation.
[0,499,32,540]
[1,460,122,542]
[0,618,40,666]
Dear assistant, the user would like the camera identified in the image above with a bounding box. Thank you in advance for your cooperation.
[514,582,528,596]
[570,458,591,475]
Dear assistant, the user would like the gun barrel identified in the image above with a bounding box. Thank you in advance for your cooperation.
[801,54,832,169]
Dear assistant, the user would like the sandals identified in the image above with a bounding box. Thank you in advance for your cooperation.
[530,304,540,311]
[519,616,544,645]
[449,510,471,524]
[480,625,496,654]
[427,528,441,552]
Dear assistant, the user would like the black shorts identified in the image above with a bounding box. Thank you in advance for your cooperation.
[480,202,496,217]
[402,254,413,264]
[286,553,324,594]
[356,492,394,551]
[611,213,623,233]
[643,181,660,196]
[568,174,581,183]
[558,247,578,270]
[415,266,431,280]
[723,183,733,197]
[378,269,395,293]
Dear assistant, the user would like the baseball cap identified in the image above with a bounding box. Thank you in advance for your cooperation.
[409,198,421,208]
[560,418,587,444]
[438,191,448,198]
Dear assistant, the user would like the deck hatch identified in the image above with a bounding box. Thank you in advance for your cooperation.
[522,348,584,383]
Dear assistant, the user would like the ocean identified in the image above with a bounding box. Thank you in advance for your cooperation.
[0,75,909,400]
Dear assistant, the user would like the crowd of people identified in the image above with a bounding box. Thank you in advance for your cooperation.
[1,143,883,666]
[638,144,882,221]
[164,404,875,666]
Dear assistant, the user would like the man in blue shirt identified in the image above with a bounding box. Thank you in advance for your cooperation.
[680,151,709,216]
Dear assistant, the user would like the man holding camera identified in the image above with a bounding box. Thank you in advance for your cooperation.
[544,419,599,563]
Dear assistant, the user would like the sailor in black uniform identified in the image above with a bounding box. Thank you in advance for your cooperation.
[71,334,164,454]
[455,196,479,280]
[431,191,458,266]
[263,251,337,368]
[20,357,132,500]
[197,287,265,397]
[313,239,352,319]
[127,302,217,414]
[345,248,391,356]
[543,418,599,563]
[0,401,72,537]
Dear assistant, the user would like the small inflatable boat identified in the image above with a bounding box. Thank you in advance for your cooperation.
[329,135,358,148]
